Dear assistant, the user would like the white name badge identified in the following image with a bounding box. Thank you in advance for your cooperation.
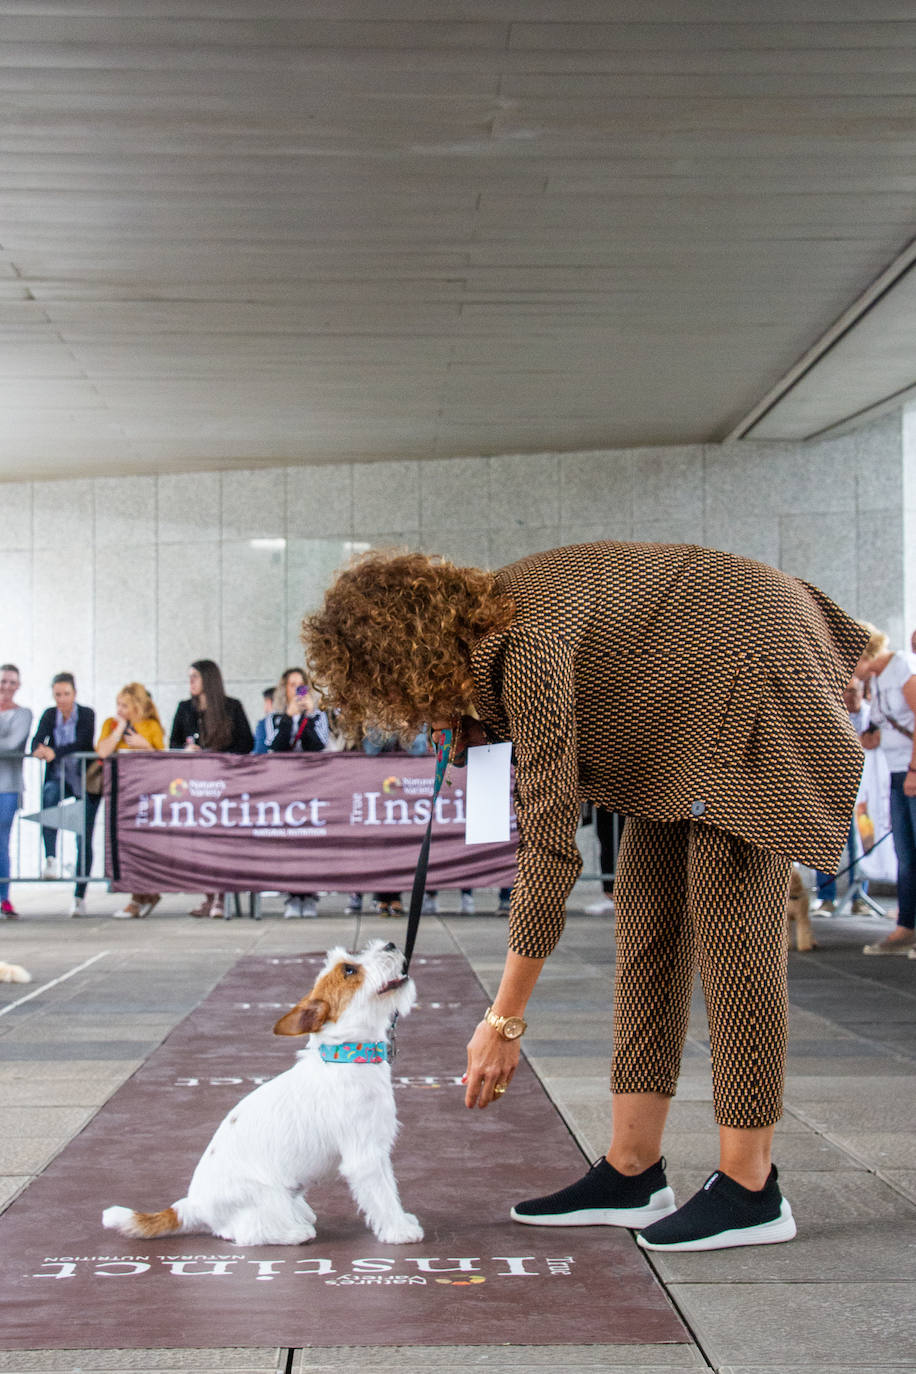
[464,742,512,844]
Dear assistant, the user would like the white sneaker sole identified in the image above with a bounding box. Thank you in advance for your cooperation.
[637,1198,796,1251]
[511,1186,677,1229]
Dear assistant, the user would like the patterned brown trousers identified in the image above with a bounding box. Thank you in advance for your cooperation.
[611,816,791,1128]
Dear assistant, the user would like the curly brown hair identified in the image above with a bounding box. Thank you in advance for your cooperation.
[301,550,514,734]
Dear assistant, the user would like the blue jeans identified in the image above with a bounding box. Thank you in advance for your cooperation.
[815,818,867,902]
[41,777,101,898]
[0,791,18,902]
[889,773,916,929]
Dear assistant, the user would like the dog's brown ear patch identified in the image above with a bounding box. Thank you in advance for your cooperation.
[273,999,329,1037]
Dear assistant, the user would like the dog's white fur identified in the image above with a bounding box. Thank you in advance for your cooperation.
[102,940,422,1246]
[0,960,30,983]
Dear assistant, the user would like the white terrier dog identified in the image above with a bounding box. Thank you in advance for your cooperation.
[103,940,422,1247]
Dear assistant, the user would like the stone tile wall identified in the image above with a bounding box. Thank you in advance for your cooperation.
[0,411,908,734]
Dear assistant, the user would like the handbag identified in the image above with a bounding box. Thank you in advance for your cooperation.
[85,759,104,796]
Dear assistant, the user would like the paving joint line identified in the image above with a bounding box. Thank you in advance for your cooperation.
[792,946,916,1007]
[782,1100,916,1207]
[0,950,111,1019]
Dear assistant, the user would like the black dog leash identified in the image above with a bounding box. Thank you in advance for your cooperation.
[826,828,892,886]
[402,727,453,973]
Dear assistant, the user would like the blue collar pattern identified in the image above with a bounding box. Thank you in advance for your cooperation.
[318,1040,392,1064]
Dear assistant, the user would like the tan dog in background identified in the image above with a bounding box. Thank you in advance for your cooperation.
[786,868,816,951]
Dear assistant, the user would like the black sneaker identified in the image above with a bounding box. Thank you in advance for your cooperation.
[511,1157,676,1228]
[637,1165,796,1252]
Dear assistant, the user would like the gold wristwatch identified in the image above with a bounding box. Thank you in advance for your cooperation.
[484,1005,527,1041]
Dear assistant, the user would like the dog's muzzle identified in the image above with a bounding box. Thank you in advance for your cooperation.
[378,943,409,996]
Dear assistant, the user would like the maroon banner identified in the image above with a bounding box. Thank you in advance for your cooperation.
[105,752,517,894]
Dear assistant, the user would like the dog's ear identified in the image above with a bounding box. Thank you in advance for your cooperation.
[273,998,329,1037]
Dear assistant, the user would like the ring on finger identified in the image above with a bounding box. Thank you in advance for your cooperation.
[493,1083,507,1096]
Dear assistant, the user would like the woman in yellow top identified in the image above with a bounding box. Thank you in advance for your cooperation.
[96,682,165,919]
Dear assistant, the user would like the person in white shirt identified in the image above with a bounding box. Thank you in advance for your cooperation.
[854,623,916,954]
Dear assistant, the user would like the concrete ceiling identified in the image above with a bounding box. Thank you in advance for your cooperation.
[4,1,916,481]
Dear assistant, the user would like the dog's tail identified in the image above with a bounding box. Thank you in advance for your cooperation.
[102,1198,199,1238]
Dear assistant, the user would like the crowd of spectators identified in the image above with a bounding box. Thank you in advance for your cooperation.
[0,656,512,922]
[2,620,911,931]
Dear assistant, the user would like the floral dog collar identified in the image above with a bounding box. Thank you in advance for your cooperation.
[317,1041,392,1064]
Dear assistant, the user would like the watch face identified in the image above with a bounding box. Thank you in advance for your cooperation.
[502,1017,525,1040]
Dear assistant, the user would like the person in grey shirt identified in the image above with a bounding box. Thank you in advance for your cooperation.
[0,664,32,918]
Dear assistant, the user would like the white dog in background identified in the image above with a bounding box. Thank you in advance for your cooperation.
[0,960,30,983]
[103,940,422,1246]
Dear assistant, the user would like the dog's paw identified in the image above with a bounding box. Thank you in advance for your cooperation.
[374,1214,424,1244]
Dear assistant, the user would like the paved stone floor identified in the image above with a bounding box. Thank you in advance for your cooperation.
[1,881,915,1373]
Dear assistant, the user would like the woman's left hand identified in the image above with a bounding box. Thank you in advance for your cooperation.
[464,1021,520,1109]
[905,769,916,797]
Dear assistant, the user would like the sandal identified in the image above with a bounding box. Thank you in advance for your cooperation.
[112,899,144,920]
[189,898,213,918]
[137,895,161,918]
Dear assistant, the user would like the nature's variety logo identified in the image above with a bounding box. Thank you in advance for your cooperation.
[382,775,401,794]
[168,778,189,797]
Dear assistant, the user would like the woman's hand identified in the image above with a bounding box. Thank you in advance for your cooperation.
[124,729,153,750]
[96,717,128,758]
[464,1021,520,1109]
[905,769,916,798]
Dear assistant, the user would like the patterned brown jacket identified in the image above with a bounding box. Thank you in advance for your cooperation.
[469,541,869,959]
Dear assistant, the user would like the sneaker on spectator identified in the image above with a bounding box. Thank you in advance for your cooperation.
[42,857,56,880]
[300,897,318,918]
[460,892,476,915]
[585,895,615,916]
[421,894,439,916]
[908,946,916,960]
[283,898,302,919]
[69,898,87,917]
[1,899,18,919]
[344,894,362,914]
[810,898,836,914]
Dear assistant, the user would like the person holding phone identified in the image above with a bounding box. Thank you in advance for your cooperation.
[269,667,329,917]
